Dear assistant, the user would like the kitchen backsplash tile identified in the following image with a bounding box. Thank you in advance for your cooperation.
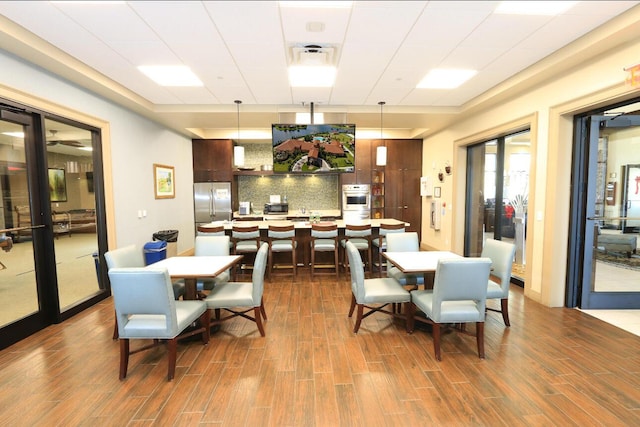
[238,174,340,212]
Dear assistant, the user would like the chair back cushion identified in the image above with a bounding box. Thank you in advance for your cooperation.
[109,267,206,339]
[104,244,145,269]
[386,232,419,252]
[430,258,492,322]
[195,235,230,256]
[345,241,366,301]
[108,267,178,338]
[251,243,269,302]
[481,239,516,297]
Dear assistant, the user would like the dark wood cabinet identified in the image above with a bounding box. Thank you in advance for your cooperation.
[192,139,233,182]
[341,139,371,185]
[384,139,422,235]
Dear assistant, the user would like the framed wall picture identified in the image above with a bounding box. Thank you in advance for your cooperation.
[153,164,175,199]
[434,186,441,198]
[48,168,67,202]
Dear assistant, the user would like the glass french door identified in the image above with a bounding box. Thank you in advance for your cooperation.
[0,103,107,349]
[0,110,43,333]
[569,107,640,308]
[465,130,531,284]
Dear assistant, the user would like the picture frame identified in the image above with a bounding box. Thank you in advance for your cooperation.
[434,186,441,198]
[48,168,67,202]
[153,164,175,199]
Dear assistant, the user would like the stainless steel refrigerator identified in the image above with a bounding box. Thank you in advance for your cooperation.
[194,182,232,226]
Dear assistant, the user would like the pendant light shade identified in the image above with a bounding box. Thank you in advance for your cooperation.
[376,146,387,166]
[234,146,245,167]
[376,101,387,166]
[234,100,244,167]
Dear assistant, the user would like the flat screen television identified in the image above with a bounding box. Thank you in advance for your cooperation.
[271,124,355,173]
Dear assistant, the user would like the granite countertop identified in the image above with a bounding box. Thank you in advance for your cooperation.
[233,209,341,221]
[200,216,407,230]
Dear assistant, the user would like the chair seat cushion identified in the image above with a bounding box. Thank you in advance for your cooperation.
[236,241,264,252]
[341,238,369,249]
[387,266,425,286]
[122,300,206,339]
[361,278,411,304]
[271,240,297,251]
[314,239,337,251]
[411,290,483,323]
[205,281,256,308]
[486,280,505,299]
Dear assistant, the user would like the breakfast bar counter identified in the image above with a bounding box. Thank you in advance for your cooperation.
[198,217,408,274]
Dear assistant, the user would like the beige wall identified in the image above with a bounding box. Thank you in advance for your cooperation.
[422,29,640,307]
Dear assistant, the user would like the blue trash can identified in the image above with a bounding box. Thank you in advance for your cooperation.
[144,240,167,265]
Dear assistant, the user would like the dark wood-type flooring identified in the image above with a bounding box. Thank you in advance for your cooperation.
[1,268,640,426]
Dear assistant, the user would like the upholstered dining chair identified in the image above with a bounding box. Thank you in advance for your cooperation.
[108,267,210,381]
[194,235,232,294]
[204,242,269,336]
[345,241,411,333]
[372,222,405,276]
[408,257,492,361]
[385,232,425,287]
[267,224,297,279]
[310,223,340,279]
[481,238,516,326]
[105,244,186,339]
[231,224,264,279]
[341,223,373,274]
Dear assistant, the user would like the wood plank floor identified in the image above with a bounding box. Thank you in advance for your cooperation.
[1,269,640,426]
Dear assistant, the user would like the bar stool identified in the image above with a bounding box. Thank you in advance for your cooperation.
[231,224,264,279]
[372,222,405,277]
[341,223,373,274]
[310,223,340,279]
[267,223,297,279]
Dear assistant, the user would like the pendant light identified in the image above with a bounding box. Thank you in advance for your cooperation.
[376,101,387,166]
[233,100,245,167]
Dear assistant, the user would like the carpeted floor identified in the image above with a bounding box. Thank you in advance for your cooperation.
[595,250,640,271]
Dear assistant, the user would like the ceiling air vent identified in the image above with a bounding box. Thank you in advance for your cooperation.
[290,44,336,66]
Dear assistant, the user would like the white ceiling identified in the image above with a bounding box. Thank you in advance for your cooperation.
[0,1,639,140]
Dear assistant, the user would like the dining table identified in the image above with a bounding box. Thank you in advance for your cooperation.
[147,255,243,300]
[382,250,463,290]
[382,250,463,275]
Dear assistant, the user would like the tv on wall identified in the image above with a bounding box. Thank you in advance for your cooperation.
[271,124,355,173]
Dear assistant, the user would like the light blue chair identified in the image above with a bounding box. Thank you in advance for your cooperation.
[372,222,405,276]
[204,243,269,336]
[194,235,231,293]
[481,238,516,326]
[105,244,185,339]
[385,232,425,287]
[231,224,264,279]
[341,223,373,274]
[108,267,210,381]
[310,223,340,279]
[267,224,297,279]
[345,241,411,333]
[409,257,492,361]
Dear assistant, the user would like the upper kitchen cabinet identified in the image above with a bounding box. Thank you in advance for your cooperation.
[192,139,233,182]
[341,139,371,185]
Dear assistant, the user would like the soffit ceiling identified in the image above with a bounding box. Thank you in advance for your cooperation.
[0,1,639,141]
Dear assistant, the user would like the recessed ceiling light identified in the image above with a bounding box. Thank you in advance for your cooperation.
[137,65,203,87]
[417,69,477,89]
[288,66,336,87]
[495,1,577,16]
